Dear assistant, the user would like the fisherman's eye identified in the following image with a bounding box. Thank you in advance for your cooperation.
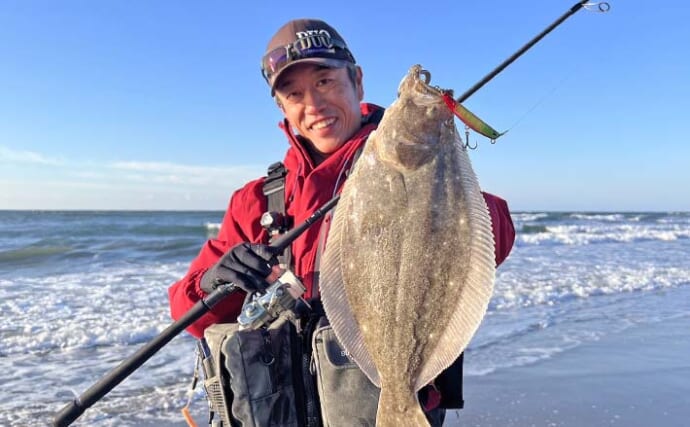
[316,78,334,87]
[285,91,303,102]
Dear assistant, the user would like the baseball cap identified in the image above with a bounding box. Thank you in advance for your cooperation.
[261,19,356,94]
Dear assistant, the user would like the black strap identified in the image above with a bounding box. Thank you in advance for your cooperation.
[262,161,292,268]
[264,162,287,203]
[365,107,385,126]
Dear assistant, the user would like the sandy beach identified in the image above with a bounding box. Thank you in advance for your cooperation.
[446,313,690,427]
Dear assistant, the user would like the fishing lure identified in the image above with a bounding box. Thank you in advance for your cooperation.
[442,93,504,143]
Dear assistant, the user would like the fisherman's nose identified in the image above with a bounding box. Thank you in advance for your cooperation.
[303,88,326,113]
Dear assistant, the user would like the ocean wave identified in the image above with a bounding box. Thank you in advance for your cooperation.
[519,224,549,234]
[516,222,690,246]
[204,222,221,238]
[469,318,551,353]
[0,245,73,263]
[98,237,202,255]
[0,345,205,427]
[569,213,626,222]
[0,263,188,357]
[465,343,577,377]
[511,212,550,222]
[128,223,211,237]
[490,264,690,311]
[0,321,167,356]
[512,211,689,226]
[465,304,609,377]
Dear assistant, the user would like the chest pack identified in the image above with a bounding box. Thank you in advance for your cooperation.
[198,159,462,427]
[202,304,381,427]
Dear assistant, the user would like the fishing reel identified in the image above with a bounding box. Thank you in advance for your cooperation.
[237,270,306,330]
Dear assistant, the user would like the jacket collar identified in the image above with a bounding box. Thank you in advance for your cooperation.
[279,103,384,175]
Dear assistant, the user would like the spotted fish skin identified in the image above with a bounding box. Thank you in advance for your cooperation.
[319,64,496,427]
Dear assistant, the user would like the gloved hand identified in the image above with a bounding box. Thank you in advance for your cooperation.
[200,243,278,294]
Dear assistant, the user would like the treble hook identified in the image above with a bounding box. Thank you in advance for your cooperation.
[464,125,478,150]
[583,2,610,12]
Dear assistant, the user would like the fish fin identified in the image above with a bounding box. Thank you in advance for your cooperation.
[375,387,430,427]
[414,134,497,391]
[320,185,381,387]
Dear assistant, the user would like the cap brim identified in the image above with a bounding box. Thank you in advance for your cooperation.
[270,58,351,95]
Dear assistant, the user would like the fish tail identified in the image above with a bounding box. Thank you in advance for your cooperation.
[375,389,430,427]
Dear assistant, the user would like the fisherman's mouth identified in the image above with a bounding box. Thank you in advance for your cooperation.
[310,118,337,131]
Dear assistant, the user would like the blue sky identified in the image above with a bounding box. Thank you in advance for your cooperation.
[1,0,688,211]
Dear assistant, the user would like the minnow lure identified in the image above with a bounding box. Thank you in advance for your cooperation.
[442,93,504,142]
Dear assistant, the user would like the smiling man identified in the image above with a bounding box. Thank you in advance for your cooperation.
[266,20,366,165]
[274,62,363,163]
[168,18,515,426]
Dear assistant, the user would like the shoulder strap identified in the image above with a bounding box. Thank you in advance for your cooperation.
[367,107,385,126]
[262,161,292,268]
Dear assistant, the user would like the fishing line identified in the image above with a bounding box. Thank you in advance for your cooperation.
[496,3,610,137]
[500,71,574,136]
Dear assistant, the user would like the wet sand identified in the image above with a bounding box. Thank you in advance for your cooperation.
[446,315,690,427]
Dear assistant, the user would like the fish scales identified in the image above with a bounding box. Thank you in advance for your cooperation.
[320,65,496,427]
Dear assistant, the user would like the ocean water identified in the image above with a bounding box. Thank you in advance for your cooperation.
[1,210,689,426]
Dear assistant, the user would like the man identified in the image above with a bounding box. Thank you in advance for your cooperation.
[169,18,515,426]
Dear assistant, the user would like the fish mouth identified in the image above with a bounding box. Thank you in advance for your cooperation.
[398,64,449,99]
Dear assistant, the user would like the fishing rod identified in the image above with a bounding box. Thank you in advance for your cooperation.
[53,194,340,427]
[458,0,610,103]
[456,0,609,103]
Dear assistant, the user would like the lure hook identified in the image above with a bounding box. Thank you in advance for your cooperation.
[464,125,478,150]
[583,2,610,12]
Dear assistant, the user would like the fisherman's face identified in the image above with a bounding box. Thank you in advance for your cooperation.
[274,63,364,157]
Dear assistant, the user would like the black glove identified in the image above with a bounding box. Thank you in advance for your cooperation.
[200,243,278,294]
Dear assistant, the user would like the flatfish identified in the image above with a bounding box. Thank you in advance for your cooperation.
[319,64,496,426]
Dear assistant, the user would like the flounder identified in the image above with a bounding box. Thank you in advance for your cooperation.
[319,65,496,426]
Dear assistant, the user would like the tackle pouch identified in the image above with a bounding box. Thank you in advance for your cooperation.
[202,323,236,427]
[204,318,304,427]
[311,316,379,427]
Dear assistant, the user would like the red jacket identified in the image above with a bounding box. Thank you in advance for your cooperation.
[168,103,515,338]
